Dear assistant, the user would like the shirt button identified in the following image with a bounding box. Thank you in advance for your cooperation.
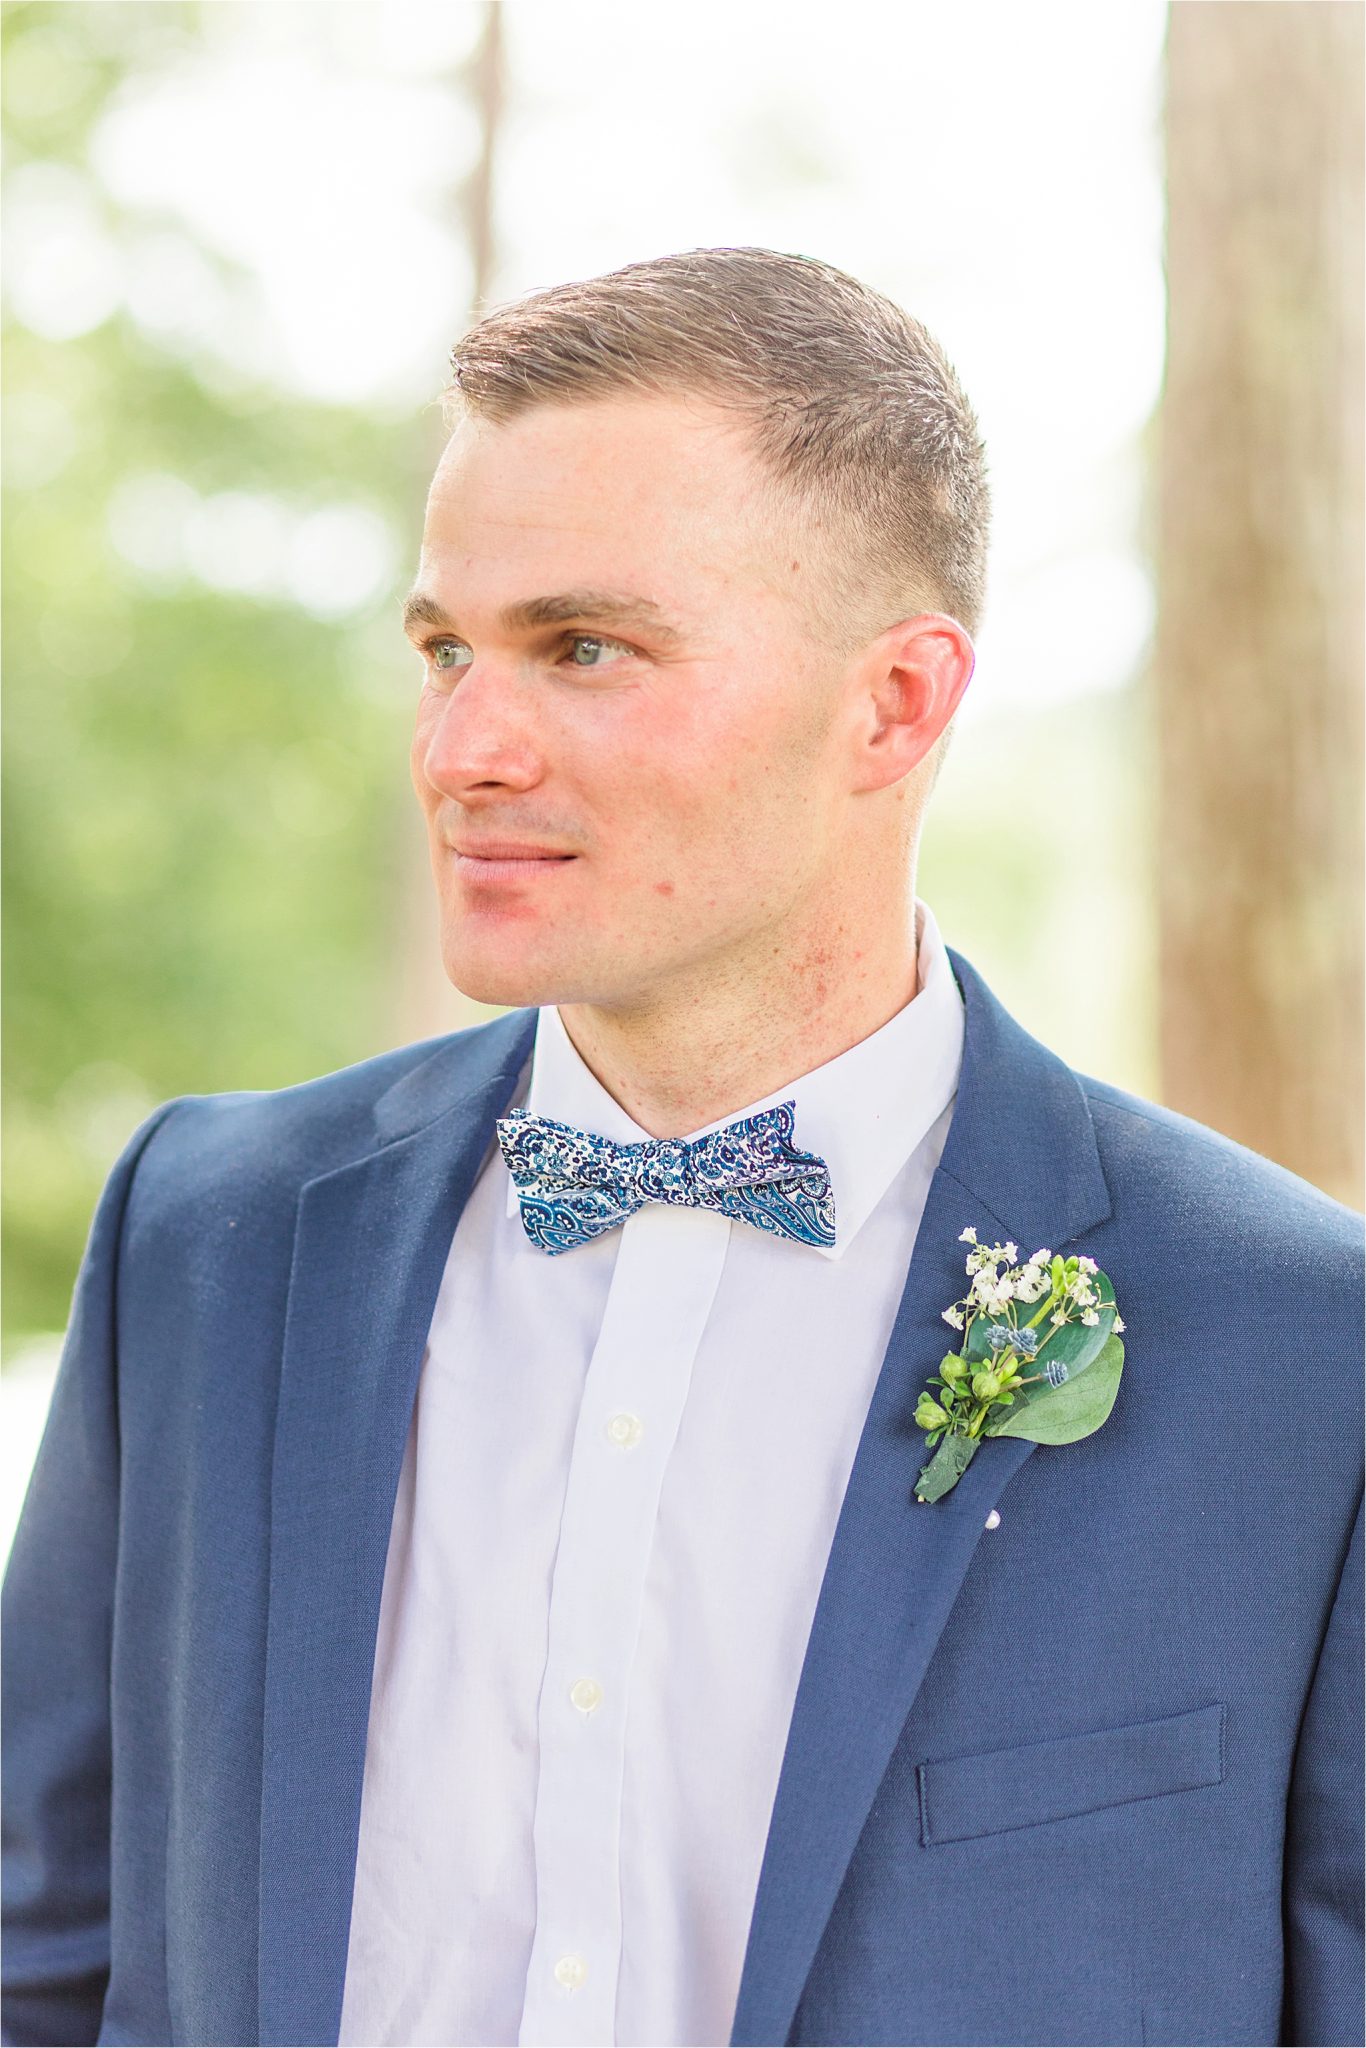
[606,1411,644,1450]
[554,1953,587,1991]
[569,1677,603,1714]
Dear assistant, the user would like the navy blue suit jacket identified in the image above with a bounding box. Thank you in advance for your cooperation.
[3,949,1363,2047]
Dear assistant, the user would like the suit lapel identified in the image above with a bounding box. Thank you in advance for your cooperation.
[729,948,1113,2047]
[257,1009,536,2048]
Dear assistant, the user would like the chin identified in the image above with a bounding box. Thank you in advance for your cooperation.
[438,932,585,1011]
[442,959,557,1010]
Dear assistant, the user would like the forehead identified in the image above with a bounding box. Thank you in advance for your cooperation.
[421,394,786,602]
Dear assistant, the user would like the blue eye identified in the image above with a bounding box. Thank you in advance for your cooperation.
[431,639,471,673]
[567,634,629,667]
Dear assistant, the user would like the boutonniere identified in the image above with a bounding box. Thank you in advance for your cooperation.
[913,1227,1127,1503]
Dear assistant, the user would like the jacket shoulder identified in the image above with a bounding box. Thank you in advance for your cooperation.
[123,1012,530,1210]
[1078,1069,1364,1275]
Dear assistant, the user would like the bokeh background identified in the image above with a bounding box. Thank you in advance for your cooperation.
[3,0,1362,1547]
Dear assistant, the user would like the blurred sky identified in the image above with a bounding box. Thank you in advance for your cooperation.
[6,0,1168,710]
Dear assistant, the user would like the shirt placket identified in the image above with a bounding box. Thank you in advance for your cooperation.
[517,1200,730,2046]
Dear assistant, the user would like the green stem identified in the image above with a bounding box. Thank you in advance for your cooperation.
[1024,1286,1065,1332]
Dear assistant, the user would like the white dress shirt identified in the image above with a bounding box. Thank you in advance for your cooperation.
[338,898,965,2048]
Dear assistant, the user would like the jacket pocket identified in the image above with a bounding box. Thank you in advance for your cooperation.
[916,1700,1226,1847]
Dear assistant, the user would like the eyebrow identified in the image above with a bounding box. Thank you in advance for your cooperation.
[401,586,685,648]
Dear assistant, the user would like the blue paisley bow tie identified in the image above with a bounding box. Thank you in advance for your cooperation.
[496,1099,837,1255]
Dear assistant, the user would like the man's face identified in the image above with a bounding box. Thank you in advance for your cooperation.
[407,393,860,1012]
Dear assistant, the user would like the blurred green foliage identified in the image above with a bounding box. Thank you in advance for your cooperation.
[2,0,428,1342]
[919,685,1156,1103]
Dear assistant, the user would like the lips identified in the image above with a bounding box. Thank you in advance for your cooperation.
[447,844,578,883]
[452,845,576,861]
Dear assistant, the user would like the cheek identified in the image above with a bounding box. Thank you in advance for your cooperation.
[656,685,829,831]
[570,667,828,874]
[606,747,791,908]
[607,737,735,856]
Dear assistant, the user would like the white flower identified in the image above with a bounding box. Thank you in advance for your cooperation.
[971,1272,1013,1311]
[1077,1256,1098,1274]
[1081,1308,1100,1326]
[942,1306,965,1329]
[1029,1246,1052,1265]
[1050,1309,1067,1325]
[1113,1314,1126,1333]
[1003,1242,1019,1265]
[958,1226,978,1244]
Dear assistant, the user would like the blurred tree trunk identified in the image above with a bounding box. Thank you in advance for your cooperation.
[1157,0,1364,1206]
[396,0,508,1045]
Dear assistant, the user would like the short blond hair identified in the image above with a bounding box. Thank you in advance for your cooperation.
[445,246,990,655]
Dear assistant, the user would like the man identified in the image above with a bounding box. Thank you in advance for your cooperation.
[3,248,1361,2048]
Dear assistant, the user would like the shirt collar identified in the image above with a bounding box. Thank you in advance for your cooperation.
[503,897,965,1261]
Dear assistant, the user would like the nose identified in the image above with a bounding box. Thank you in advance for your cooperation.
[415,658,546,800]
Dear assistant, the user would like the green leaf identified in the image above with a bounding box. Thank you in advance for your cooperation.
[986,1335,1124,1444]
[915,1431,980,1502]
[1006,1271,1120,1413]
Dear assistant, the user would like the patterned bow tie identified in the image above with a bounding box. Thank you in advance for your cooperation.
[496,1099,836,1255]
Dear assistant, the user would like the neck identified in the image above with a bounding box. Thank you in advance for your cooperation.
[556,897,924,1140]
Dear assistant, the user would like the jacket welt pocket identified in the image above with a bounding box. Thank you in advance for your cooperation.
[916,1701,1226,1847]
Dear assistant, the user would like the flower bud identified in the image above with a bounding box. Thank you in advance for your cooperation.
[971,1369,1002,1401]
[915,1395,950,1430]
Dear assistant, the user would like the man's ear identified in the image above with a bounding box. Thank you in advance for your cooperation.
[853,613,975,793]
